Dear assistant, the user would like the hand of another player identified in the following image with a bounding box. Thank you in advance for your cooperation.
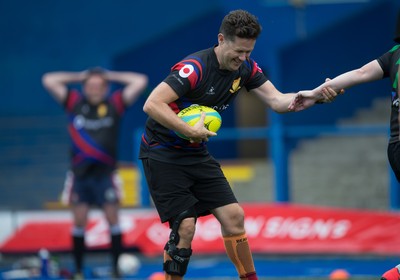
[319,78,345,103]
[189,112,217,143]
[288,90,316,112]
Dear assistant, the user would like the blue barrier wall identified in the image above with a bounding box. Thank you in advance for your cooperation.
[1,0,399,161]
[0,0,221,115]
[280,0,398,126]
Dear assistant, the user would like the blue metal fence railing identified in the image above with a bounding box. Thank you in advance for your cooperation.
[133,119,400,210]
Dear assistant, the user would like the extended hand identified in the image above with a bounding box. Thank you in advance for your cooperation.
[318,78,345,103]
[288,90,316,112]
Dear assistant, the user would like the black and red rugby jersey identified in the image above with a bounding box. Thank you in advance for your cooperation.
[140,46,268,164]
[377,44,400,144]
[64,89,126,176]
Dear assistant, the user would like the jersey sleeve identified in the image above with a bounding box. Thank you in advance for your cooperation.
[377,45,400,78]
[244,59,269,90]
[163,56,204,97]
[109,90,126,115]
[63,89,81,112]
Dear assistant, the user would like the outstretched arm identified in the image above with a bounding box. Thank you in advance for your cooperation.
[42,71,87,103]
[288,60,384,111]
[314,60,384,96]
[105,70,148,106]
[251,81,299,113]
[251,80,338,113]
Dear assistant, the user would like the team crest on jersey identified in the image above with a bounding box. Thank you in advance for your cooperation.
[229,78,242,93]
[97,103,108,117]
[179,64,194,78]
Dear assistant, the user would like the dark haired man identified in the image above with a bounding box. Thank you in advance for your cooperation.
[140,9,337,280]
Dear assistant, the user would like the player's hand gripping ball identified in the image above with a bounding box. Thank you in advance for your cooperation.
[176,105,222,140]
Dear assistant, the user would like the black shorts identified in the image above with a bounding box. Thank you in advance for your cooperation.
[61,171,122,206]
[141,157,238,223]
[388,141,400,182]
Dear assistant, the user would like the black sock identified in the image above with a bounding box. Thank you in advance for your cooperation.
[111,233,123,274]
[72,235,85,273]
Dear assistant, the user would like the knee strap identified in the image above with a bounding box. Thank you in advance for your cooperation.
[165,207,197,252]
[163,208,197,276]
[163,247,192,276]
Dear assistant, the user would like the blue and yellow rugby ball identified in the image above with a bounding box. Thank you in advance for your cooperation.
[176,105,222,140]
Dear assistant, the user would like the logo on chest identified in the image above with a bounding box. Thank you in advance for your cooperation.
[230,78,241,93]
[206,86,216,95]
[97,103,108,117]
[73,115,114,130]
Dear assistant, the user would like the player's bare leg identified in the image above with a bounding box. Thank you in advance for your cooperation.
[212,203,258,280]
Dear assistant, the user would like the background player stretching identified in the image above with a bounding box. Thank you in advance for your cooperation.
[42,67,148,279]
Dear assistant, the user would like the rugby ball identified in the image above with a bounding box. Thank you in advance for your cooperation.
[176,105,222,140]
